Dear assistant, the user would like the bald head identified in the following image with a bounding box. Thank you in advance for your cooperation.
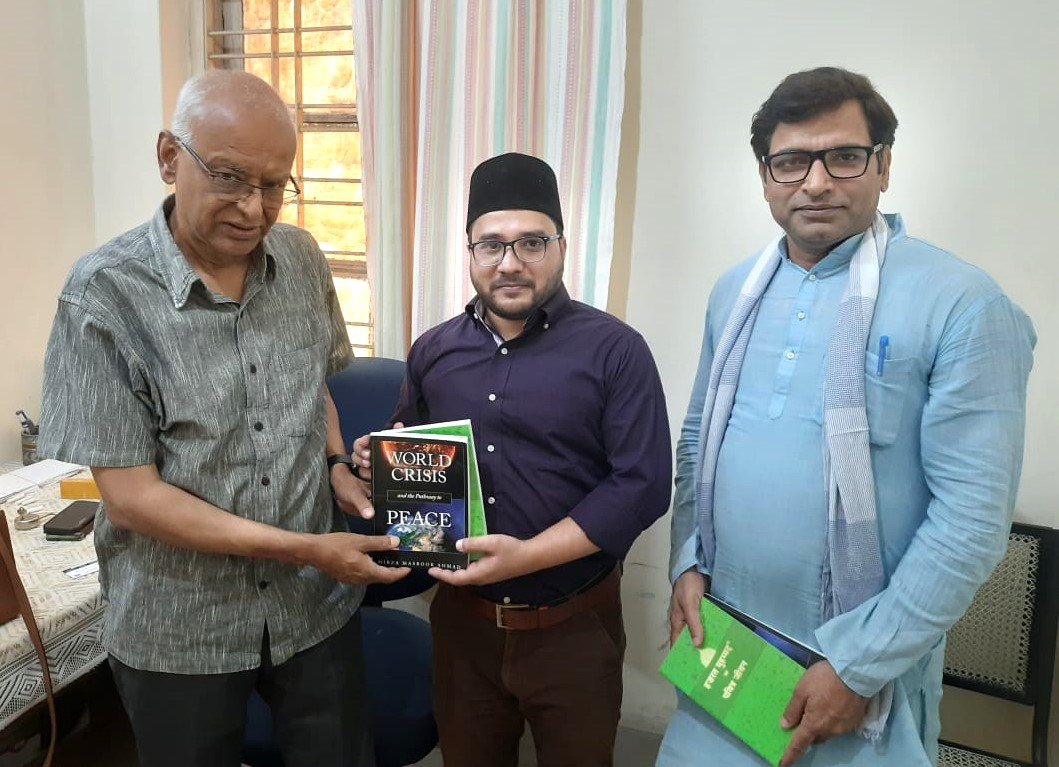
[170,70,295,145]
[159,71,299,269]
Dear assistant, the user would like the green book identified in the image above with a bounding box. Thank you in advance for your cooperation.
[385,420,487,557]
[659,595,819,766]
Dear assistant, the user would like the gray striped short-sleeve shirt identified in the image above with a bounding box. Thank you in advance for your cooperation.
[39,197,360,673]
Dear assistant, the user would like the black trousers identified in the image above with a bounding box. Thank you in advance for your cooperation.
[109,612,374,767]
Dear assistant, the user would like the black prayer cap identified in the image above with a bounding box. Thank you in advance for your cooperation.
[465,153,564,235]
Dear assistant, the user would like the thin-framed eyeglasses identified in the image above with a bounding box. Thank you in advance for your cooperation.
[761,144,884,184]
[468,234,563,267]
[170,133,301,205]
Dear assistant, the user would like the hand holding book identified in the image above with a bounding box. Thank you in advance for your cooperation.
[351,422,404,479]
[669,568,711,647]
[659,594,828,765]
[329,461,375,519]
[426,533,534,585]
[311,531,411,585]
[777,660,869,767]
[428,516,600,586]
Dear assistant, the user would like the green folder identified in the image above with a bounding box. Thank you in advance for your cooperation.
[388,420,487,557]
[659,596,809,765]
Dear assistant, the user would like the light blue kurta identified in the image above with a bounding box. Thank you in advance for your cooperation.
[659,215,1035,766]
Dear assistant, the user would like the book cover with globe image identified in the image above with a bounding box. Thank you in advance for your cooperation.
[369,432,469,570]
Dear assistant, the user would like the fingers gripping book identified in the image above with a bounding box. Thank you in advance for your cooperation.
[659,594,826,766]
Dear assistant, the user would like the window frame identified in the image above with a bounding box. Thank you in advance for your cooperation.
[202,0,372,355]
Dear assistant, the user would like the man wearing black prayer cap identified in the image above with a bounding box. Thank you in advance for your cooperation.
[355,152,673,765]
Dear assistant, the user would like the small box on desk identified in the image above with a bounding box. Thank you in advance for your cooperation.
[60,476,100,500]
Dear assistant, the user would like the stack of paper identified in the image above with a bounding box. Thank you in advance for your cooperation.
[0,474,36,502]
[0,460,85,501]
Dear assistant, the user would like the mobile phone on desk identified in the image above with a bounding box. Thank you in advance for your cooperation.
[42,500,97,540]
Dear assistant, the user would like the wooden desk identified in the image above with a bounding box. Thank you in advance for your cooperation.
[0,463,105,732]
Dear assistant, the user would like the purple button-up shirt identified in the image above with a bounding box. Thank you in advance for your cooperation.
[393,285,672,604]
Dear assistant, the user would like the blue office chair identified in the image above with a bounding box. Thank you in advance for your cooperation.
[242,357,439,767]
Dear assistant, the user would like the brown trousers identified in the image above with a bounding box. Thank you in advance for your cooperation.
[430,577,625,767]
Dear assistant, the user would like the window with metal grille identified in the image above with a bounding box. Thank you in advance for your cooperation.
[203,0,372,355]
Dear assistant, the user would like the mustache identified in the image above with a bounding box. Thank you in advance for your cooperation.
[490,279,534,290]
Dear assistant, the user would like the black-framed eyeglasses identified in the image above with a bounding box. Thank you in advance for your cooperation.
[761,144,884,184]
[171,133,301,205]
[467,234,563,267]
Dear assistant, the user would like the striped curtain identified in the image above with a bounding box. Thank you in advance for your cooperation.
[353,0,627,357]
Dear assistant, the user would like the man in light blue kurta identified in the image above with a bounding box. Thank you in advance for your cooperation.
[659,68,1034,767]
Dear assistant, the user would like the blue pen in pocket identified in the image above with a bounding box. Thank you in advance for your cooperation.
[876,336,890,375]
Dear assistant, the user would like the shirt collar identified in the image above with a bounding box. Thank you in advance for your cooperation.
[779,223,867,278]
[464,283,574,341]
[148,195,276,308]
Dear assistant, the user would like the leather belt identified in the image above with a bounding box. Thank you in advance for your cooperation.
[455,566,620,631]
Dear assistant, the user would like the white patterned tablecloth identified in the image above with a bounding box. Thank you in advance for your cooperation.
[0,463,104,730]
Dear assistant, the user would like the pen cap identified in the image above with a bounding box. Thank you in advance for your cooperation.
[15,410,38,434]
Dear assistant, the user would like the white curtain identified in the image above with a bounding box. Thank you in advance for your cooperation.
[353,0,627,357]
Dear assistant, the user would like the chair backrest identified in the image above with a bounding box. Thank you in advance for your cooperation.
[327,357,436,606]
[327,356,406,452]
[941,522,1059,767]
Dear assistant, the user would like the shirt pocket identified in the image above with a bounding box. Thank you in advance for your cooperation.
[864,350,915,447]
[270,340,326,437]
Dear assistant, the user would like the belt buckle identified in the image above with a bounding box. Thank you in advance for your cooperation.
[495,602,530,629]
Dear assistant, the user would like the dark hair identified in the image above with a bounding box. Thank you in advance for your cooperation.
[750,67,898,159]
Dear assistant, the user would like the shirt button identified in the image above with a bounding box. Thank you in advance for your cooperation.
[488,394,497,402]
[488,496,496,505]
[249,364,257,374]
[797,311,806,320]
[785,350,795,360]
[261,476,271,486]
[503,596,511,604]
[254,422,264,431]
[487,445,495,452]
[500,348,509,355]
[258,581,270,590]
[543,323,550,330]
[808,274,818,281]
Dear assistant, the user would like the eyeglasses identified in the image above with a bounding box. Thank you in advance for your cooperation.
[467,234,562,267]
[171,134,300,206]
[761,144,884,184]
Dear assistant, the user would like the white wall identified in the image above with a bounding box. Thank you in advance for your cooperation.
[621,0,1059,756]
[0,1,95,464]
[0,1,180,466]
[82,1,169,241]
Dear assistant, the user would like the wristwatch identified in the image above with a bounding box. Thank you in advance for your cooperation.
[326,454,356,473]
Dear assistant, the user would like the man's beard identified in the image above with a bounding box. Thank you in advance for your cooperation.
[475,267,564,322]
